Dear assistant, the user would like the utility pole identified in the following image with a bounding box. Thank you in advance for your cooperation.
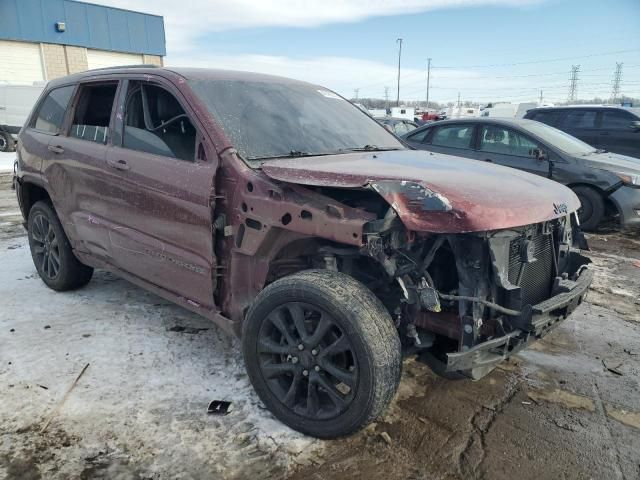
[384,87,389,110]
[353,88,359,101]
[539,90,543,105]
[426,57,432,110]
[396,38,403,107]
[568,65,580,102]
[611,62,623,103]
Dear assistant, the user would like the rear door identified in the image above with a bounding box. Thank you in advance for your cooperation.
[104,78,218,309]
[420,123,476,159]
[475,124,550,178]
[45,81,120,258]
[557,108,600,147]
[598,109,640,158]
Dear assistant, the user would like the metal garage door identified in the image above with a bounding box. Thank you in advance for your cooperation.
[0,40,45,84]
[87,50,144,70]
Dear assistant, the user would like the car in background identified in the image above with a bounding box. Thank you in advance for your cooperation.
[403,118,640,230]
[375,117,418,136]
[524,106,640,159]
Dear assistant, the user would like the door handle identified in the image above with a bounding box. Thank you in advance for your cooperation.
[106,158,130,171]
[483,158,493,163]
[599,132,610,136]
[48,145,64,154]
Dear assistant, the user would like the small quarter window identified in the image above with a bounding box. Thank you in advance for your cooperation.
[33,85,75,134]
[70,83,118,144]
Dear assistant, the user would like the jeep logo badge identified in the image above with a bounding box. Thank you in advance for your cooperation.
[553,203,568,215]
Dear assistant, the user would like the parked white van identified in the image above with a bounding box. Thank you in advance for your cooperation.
[0,82,44,152]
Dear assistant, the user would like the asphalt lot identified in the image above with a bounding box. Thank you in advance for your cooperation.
[1,170,639,480]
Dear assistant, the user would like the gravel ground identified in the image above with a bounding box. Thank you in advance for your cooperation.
[1,172,639,480]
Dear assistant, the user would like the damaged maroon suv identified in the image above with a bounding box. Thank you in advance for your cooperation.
[14,67,592,438]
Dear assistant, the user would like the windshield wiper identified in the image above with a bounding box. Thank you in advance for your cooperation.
[248,150,333,161]
[339,145,401,152]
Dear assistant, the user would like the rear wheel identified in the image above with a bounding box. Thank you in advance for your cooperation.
[0,131,14,152]
[242,270,401,438]
[27,201,93,291]
[572,186,604,231]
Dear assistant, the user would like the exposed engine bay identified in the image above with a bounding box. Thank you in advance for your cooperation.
[272,185,593,380]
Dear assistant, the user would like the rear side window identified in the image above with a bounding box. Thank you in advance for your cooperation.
[601,110,634,129]
[70,83,118,145]
[122,82,196,161]
[561,110,597,128]
[406,128,430,143]
[431,124,473,149]
[33,86,75,134]
[528,110,563,126]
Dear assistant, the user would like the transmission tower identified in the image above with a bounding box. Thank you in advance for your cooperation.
[353,88,359,100]
[611,62,623,103]
[567,65,580,102]
[384,86,389,110]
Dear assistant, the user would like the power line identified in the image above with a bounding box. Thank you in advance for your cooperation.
[431,48,640,69]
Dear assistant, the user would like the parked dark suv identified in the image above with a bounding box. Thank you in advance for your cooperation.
[524,105,640,159]
[14,66,592,438]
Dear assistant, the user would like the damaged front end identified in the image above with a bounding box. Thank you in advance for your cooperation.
[360,200,592,380]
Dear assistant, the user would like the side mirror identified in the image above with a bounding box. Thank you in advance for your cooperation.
[532,148,548,161]
[630,120,640,131]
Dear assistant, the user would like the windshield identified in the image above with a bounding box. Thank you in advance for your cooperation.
[189,79,403,160]
[520,121,598,156]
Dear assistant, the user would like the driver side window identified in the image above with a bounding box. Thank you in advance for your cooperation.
[123,82,196,161]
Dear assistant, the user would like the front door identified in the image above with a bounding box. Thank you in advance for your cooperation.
[475,124,550,178]
[104,78,218,309]
[557,109,600,147]
[598,109,640,157]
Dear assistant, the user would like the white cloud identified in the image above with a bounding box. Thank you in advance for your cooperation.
[99,0,540,53]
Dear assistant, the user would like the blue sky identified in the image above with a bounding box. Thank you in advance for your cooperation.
[102,0,640,103]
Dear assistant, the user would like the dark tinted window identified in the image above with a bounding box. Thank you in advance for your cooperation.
[601,110,634,129]
[561,110,597,128]
[33,85,75,134]
[70,83,117,144]
[122,82,196,161]
[430,124,473,149]
[528,110,563,125]
[479,125,541,157]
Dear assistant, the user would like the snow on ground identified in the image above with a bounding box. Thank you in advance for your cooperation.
[0,151,16,173]
[0,235,320,479]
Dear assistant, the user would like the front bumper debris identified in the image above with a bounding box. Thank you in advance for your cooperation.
[446,266,593,376]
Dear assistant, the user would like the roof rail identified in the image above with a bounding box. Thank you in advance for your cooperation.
[87,64,160,72]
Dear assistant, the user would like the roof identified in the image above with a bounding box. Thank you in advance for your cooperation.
[425,117,539,127]
[47,66,324,88]
[0,0,165,56]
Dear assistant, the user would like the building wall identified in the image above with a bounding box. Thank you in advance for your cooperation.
[0,0,166,56]
[1,39,163,83]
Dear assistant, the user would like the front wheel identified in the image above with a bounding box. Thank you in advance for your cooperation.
[573,186,604,231]
[242,270,402,438]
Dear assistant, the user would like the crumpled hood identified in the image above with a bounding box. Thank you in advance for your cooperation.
[261,150,580,233]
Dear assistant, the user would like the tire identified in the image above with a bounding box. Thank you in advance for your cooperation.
[27,201,93,291]
[572,186,604,231]
[242,269,401,438]
[0,131,14,153]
